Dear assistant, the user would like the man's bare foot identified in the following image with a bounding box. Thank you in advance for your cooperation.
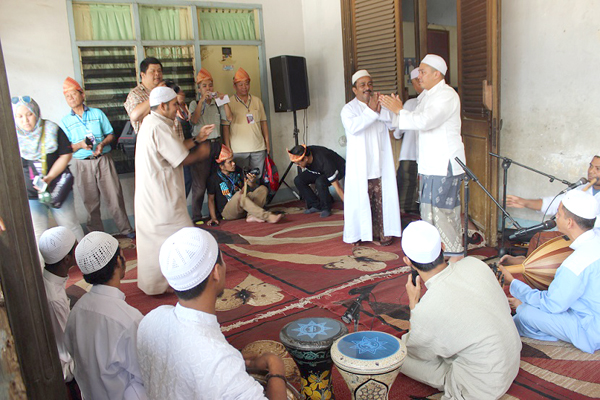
[267,214,283,224]
[246,215,265,223]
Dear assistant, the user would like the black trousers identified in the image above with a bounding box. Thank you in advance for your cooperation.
[294,171,334,211]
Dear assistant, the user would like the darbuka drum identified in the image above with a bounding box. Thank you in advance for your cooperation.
[331,331,406,400]
[280,317,348,400]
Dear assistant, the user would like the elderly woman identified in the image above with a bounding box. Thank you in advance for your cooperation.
[12,96,84,256]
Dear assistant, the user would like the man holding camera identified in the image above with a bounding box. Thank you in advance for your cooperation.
[60,77,134,237]
[207,145,282,225]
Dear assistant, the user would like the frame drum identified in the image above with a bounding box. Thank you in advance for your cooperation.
[331,331,406,400]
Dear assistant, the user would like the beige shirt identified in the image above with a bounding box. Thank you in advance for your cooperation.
[189,100,227,140]
[225,95,267,153]
[134,112,193,295]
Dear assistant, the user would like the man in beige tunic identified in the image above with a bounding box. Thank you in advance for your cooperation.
[135,87,213,295]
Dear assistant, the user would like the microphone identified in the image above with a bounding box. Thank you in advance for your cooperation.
[341,292,370,324]
[508,218,557,240]
[559,178,588,195]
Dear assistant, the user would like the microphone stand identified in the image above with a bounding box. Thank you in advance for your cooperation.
[455,158,522,258]
[489,153,574,255]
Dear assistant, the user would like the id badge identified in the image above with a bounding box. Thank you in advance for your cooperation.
[246,113,255,124]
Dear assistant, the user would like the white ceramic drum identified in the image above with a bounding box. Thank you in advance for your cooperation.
[331,331,407,400]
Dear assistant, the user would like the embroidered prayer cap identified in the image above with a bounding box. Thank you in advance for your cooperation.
[233,67,251,84]
[63,77,83,95]
[410,68,420,80]
[149,87,177,107]
[196,68,213,84]
[75,232,120,275]
[287,144,307,163]
[401,221,442,264]
[39,227,77,265]
[159,227,219,291]
[562,189,600,220]
[216,144,233,163]
[421,54,448,76]
[352,70,371,85]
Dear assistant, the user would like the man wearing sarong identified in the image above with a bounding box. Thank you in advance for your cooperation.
[134,87,214,295]
[340,70,401,246]
[381,54,466,260]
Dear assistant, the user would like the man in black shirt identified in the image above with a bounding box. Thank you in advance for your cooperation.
[289,145,345,218]
[207,145,282,225]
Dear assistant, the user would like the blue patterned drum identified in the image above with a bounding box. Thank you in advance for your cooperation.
[280,317,348,400]
[331,331,406,400]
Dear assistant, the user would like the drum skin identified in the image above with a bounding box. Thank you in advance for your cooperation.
[331,331,407,400]
[280,318,348,400]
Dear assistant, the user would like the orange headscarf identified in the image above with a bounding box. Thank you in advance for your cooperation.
[195,68,213,84]
[233,68,251,84]
[63,77,83,95]
[216,144,233,163]
[287,145,307,163]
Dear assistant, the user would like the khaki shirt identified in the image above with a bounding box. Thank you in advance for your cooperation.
[225,95,267,153]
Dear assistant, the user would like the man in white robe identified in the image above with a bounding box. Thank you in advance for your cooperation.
[135,87,214,295]
[341,70,401,245]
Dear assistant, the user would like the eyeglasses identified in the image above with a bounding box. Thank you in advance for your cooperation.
[11,96,32,104]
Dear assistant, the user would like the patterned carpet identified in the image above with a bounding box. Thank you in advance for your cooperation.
[66,200,600,399]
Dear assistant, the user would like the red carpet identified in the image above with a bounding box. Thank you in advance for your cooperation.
[66,200,600,399]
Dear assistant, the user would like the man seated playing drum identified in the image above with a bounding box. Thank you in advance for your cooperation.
[500,190,600,354]
[137,227,287,399]
[401,221,521,399]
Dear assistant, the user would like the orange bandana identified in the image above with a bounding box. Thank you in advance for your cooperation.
[63,77,83,95]
[196,68,213,84]
[233,67,251,84]
[216,144,233,163]
[287,145,307,163]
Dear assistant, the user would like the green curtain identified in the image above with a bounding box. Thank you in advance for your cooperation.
[199,12,257,41]
[90,4,134,40]
[140,6,192,41]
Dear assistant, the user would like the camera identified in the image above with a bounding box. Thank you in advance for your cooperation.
[85,134,95,147]
[243,167,261,176]
[209,92,218,99]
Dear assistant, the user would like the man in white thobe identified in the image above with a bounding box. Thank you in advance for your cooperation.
[64,232,147,400]
[401,221,521,399]
[137,227,287,399]
[381,55,466,259]
[341,69,401,245]
[135,87,213,295]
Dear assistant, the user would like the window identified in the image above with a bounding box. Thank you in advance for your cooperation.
[67,1,267,174]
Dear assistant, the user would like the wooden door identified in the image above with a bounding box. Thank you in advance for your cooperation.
[427,29,450,83]
[457,0,501,245]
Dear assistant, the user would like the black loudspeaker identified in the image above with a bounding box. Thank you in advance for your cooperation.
[269,55,310,112]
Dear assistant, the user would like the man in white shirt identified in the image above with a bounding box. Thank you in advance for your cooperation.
[65,231,147,400]
[340,69,401,246]
[506,154,600,228]
[39,227,77,383]
[394,68,423,214]
[381,55,466,260]
[137,227,287,399]
[401,221,521,399]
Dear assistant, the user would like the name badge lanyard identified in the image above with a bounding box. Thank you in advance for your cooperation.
[235,94,252,112]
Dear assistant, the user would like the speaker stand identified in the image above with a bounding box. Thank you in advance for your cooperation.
[267,110,301,204]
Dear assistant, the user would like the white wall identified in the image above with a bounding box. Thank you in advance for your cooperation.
[500,0,600,225]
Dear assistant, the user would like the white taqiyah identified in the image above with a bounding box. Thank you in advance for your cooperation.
[421,54,448,76]
[401,221,442,264]
[75,231,120,274]
[149,87,177,107]
[352,70,371,85]
[410,68,420,80]
[562,189,600,220]
[39,226,77,265]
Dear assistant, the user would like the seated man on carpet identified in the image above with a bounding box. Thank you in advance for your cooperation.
[500,190,600,354]
[137,227,287,399]
[505,153,600,228]
[65,232,147,400]
[289,144,345,218]
[39,226,77,383]
[207,145,282,226]
[401,221,521,399]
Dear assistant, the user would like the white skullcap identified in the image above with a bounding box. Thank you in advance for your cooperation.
[149,87,177,107]
[159,227,219,291]
[421,54,448,76]
[410,68,420,80]
[352,70,371,85]
[39,227,76,265]
[75,232,120,275]
[562,189,600,220]
[401,221,442,264]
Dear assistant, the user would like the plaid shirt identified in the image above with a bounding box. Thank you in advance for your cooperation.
[124,83,150,134]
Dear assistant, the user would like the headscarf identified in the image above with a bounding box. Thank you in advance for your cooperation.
[233,68,251,84]
[196,68,213,84]
[216,144,233,163]
[287,144,307,163]
[12,97,59,161]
